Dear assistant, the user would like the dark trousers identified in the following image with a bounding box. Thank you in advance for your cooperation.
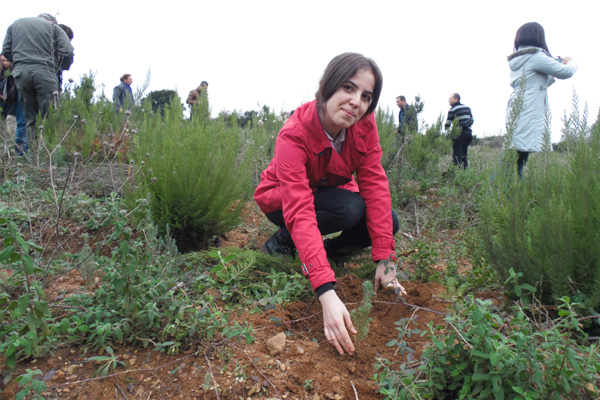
[452,129,473,169]
[265,187,399,250]
[517,151,529,178]
[15,66,58,133]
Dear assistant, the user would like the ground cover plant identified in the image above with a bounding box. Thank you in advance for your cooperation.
[0,79,599,399]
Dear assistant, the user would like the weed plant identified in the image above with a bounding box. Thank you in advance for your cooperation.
[375,279,600,399]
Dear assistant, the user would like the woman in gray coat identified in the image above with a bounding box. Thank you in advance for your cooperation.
[506,22,577,176]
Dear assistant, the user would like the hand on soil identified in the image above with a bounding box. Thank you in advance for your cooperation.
[318,290,357,356]
[374,260,407,295]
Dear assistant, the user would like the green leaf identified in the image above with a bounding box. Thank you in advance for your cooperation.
[0,245,16,263]
[32,300,50,318]
[18,294,31,314]
[471,350,490,359]
[16,234,30,253]
[472,373,490,381]
[60,318,71,334]
[492,376,504,400]
[22,255,35,275]
[5,345,17,368]
[19,338,32,356]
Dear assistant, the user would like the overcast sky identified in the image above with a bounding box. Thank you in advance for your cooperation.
[2,0,599,142]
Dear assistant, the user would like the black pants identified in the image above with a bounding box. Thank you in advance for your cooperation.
[517,151,529,178]
[452,129,473,169]
[265,187,399,250]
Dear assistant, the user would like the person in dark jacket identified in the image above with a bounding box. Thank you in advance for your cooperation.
[444,93,474,169]
[395,95,417,141]
[2,13,74,148]
[113,74,134,113]
[57,24,74,93]
[254,53,406,357]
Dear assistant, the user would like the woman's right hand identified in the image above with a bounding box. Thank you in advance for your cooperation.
[318,290,357,356]
[561,56,573,64]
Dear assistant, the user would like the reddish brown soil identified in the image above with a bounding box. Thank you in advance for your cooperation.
[1,205,461,400]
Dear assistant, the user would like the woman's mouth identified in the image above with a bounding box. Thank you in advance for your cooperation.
[342,108,356,118]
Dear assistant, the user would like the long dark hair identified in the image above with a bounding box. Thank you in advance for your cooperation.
[514,22,550,54]
[316,52,383,119]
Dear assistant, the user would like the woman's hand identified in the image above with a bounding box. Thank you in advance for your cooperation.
[374,260,407,295]
[561,56,573,64]
[318,290,357,355]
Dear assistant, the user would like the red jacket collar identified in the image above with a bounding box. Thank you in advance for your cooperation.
[289,100,371,155]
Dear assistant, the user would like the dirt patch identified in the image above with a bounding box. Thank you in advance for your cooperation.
[1,275,448,400]
[0,202,470,399]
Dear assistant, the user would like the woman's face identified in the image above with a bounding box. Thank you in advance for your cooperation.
[125,76,133,85]
[321,68,374,135]
[0,55,11,70]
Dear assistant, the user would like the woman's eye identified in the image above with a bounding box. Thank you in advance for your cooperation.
[343,85,353,91]
[361,93,372,102]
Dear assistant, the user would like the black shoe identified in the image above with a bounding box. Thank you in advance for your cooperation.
[323,237,345,258]
[260,230,296,257]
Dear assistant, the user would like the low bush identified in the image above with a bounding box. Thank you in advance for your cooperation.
[375,281,600,399]
[479,93,600,311]
[133,100,252,251]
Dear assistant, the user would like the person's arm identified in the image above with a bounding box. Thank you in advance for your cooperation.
[318,290,357,355]
[113,85,123,111]
[185,90,196,105]
[275,125,356,355]
[374,259,406,294]
[2,26,13,63]
[445,108,455,130]
[54,26,74,71]
[533,52,577,80]
[355,115,407,293]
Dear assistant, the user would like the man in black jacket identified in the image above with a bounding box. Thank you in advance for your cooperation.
[444,93,474,169]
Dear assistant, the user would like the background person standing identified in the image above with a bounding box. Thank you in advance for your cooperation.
[395,95,417,141]
[113,74,134,113]
[506,22,577,177]
[444,93,474,169]
[1,13,74,152]
[186,81,208,119]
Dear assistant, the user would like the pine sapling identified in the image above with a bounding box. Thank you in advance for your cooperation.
[351,280,375,341]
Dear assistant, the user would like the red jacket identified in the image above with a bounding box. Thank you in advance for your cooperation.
[254,100,395,290]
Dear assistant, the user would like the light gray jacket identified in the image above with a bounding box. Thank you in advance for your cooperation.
[2,17,74,76]
[506,46,577,152]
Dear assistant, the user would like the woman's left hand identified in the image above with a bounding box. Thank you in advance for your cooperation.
[374,260,407,295]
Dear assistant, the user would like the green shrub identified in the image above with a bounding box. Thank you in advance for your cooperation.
[479,93,600,310]
[402,116,451,180]
[133,99,252,251]
[375,292,600,399]
[377,102,450,209]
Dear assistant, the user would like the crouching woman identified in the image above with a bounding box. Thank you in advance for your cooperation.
[254,52,406,356]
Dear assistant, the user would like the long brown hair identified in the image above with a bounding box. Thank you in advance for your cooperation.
[514,22,550,55]
[316,52,383,119]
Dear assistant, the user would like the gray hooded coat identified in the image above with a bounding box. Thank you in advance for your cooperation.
[506,46,577,152]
